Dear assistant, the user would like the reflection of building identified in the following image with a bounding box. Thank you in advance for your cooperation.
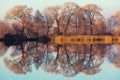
[54,35,120,45]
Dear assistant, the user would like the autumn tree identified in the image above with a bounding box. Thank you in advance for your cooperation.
[106,44,120,68]
[39,3,106,76]
[4,5,33,27]
[1,2,109,77]
[105,11,120,69]
[3,56,32,74]
[107,11,120,35]
[84,4,105,35]
[4,5,34,38]
[34,10,46,36]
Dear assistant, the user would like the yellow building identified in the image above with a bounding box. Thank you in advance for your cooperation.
[54,35,120,45]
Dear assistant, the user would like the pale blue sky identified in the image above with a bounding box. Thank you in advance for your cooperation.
[0,0,120,19]
[0,0,120,80]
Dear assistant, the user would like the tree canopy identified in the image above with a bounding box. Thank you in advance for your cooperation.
[0,2,120,77]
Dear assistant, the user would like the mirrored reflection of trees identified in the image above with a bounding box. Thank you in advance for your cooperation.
[106,45,120,68]
[0,2,120,77]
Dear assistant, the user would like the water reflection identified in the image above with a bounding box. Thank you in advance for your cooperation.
[3,42,102,75]
[1,35,120,76]
[0,2,120,77]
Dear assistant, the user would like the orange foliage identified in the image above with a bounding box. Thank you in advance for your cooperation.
[3,57,26,74]
[110,11,120,35]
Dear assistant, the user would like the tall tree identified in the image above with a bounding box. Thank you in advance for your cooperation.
[107,11,120,35]
[4,5,33,37]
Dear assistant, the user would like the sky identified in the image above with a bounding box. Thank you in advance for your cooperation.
[0,0,120,80]
[0,0,120,19]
